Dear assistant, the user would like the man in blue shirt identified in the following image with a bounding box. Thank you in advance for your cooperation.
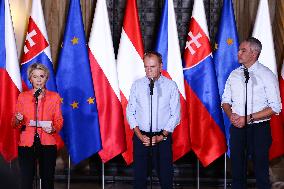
[127,51,181,189]
[222,37,281,189]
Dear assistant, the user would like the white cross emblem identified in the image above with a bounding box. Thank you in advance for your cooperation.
[23,30,37,54]
[185,31,202,55]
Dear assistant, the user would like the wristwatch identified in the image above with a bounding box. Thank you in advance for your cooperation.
[249,114,254,123]
[161,132,167,141]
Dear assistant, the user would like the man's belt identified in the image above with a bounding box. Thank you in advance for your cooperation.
[140,130,163,137]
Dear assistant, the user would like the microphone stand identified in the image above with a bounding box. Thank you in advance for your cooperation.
[243,68,250,188]
[149,79,154,189]
[34,94,40,189]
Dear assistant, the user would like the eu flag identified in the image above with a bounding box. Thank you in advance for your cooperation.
[213,0,239,155]
[56,0,101,164]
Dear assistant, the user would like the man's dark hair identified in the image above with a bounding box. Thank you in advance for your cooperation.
[143,51,163,64]
[245,37,262,58]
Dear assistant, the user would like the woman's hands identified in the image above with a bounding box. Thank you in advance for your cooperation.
[15,112,24,122]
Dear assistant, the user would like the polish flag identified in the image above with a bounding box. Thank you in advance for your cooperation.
[252,0,284,159]
[117,0,144,165]
[88,0,126,163]
[0,0,22,161]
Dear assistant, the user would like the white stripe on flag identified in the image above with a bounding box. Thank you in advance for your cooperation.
[117,29,145,100]
[5,0,21,91]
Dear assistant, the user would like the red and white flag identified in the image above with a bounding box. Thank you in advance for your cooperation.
[88,0,126,163]
[117,0,144,165]
[252,0,284,159]
[0,0,22,162]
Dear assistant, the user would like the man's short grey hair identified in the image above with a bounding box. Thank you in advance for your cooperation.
[245,37,262,58]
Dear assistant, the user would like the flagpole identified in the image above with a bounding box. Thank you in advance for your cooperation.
[68,155,71,189]
[102,162,105,189]
[224,154,227,189]
[197,159,200,189]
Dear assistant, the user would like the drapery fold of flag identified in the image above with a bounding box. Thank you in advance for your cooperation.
[88,0,126,163]
[20,0,56,91]
[154,0,190,161]
[252,0,284,160]
[183,0,227,167]
[213,0,239,156]
[56,0,101,164]
[117,0,145,165]
[0,0,21,162]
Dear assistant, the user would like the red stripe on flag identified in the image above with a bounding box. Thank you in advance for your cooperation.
[123,0,144,58]
[172,95,191,161]
[269,77,284,159]
[89,50,126,162]
[121,92,134,165]
[161,71,191,161]
[0,69,20,162]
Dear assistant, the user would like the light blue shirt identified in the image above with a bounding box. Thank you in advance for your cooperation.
[222,61,282,121]
[126,76,181,132]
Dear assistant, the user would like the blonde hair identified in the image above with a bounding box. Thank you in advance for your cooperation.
[27,63,50,81]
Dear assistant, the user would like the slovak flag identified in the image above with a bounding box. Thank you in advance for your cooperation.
[117,0,145,165]
[183,0,227,166]
[20,0,56,91]
[154,0,190,161]
[0,0,22,162]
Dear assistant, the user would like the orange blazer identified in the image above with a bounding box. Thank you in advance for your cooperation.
[14,90,63,147]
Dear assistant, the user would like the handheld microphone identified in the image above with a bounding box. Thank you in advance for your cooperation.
[243,68,250,83]
[149,78,154,95]
[34,88,42,98]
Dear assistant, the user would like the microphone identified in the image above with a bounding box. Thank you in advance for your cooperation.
[34,88,42,98]
[243,68,250,83]
[149,78,154,95]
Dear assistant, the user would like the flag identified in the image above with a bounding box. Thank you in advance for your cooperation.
[0,0,21,162]
[213,0,239,156]
[252,0,277,76]
[88,0,126,163]
[117,0,144,165]
[20,0,56,91]
[154,0,190,161]
[183,0,227,166]
[252,0,284,159]
[56,0,101,164]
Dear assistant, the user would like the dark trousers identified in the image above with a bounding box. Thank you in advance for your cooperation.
[230,121,272,189]
[18,144,57,189]
[133,134,173,189]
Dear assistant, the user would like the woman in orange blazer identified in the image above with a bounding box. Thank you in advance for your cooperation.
[14,63,63,189]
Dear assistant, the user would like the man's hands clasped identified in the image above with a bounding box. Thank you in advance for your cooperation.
[139,134,164,146]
